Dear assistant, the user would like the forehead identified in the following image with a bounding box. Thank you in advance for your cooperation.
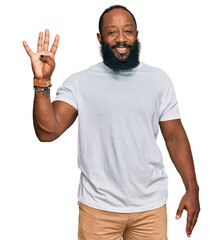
[102,8,136,30]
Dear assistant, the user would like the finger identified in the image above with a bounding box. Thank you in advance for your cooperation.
[176,201,185,219]
[189,218,197,236]
[189,212,199,234]
[50,34,60,55]
[43,29,50,51]
[186,212,195,237]
[37,31,43,52]
[23,41,34,57]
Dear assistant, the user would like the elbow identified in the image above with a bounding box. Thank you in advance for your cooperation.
[37,136,54,142]
[35,130,58,142]
[36,134,54,142]
[33,120,60,142]
[38,122,59,135]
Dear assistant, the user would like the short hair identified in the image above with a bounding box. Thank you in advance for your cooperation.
[99,5,137,34]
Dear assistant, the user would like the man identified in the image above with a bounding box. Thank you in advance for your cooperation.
[23,5,200,239]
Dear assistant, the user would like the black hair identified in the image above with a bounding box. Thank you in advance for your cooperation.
[99,5,137,34]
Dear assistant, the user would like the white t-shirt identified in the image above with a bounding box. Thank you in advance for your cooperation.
[54,62,181,213]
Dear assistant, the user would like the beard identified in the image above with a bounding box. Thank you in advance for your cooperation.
[100,38,141,72]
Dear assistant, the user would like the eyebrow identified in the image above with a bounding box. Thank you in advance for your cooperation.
[105,23,135,30]
[124,24,135,28]
[105,25,116,30]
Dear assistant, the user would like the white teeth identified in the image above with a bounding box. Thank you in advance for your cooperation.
[116,47,127,51]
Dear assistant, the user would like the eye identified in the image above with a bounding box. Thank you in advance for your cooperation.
[125,30,133,34]
[108,31,116,35]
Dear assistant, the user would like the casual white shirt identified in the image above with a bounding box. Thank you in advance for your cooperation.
[54,62,181,213]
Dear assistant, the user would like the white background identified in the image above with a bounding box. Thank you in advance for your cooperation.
[1,0,222,239]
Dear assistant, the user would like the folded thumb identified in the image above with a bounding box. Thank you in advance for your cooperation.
[40,55,55,68]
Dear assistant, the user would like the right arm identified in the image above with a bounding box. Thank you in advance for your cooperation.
[23,29,78,141]
[33,89,78,142]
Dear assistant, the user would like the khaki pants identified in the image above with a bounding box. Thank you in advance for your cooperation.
[77,201,168,240]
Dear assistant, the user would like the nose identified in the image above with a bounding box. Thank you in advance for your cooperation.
[115,31,127,43]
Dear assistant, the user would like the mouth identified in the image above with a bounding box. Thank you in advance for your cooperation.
[115,47,128,54]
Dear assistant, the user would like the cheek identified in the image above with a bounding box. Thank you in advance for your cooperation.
[103,36,116,46]
[128,35,137,43]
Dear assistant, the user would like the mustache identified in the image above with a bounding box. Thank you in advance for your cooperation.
[111,43,133,49]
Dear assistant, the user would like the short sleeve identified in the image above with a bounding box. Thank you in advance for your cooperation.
[54,74,78,111]
[159,78,181,121]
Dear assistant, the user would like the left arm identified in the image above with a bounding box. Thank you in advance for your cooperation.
[159,119,200,238]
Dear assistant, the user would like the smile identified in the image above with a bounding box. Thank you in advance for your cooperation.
[115,47,128,54]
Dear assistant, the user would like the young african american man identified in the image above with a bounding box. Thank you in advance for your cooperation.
[23,5,200,240]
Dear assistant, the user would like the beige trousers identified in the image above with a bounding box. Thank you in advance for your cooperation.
[77,201,168,240]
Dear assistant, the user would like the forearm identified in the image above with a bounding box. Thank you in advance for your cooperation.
[160,120,200,237]
[166,129,199,190]
[33,88,59,136]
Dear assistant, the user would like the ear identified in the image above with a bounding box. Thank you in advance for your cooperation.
[136,30,139,37]
[97,33,102,44]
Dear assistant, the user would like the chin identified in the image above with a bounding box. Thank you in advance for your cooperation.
[115,54,129,60]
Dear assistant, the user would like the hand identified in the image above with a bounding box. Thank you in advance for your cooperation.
[176,188,200,238]
[23,29,60,81]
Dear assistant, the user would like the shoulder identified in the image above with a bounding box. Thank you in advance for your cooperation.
[140,62,169,76]
[139,62,171,86]
[68,62,106,80]
[61,63,99,83]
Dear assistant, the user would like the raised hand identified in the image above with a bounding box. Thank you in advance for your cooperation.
[23,29,60,81]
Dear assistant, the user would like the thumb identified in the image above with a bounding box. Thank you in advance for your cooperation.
[40,55,55,68]
[176,200,185,220]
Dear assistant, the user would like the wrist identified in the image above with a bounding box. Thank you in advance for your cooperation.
[185,183,199,192]
[34,85,52,91]
[34,85,51,98]
[34,78,51,87]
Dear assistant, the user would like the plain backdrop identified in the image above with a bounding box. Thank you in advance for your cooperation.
[1,0,223,239]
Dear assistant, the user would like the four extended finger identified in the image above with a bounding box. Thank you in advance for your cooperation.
[23,41,34,57]
[50,34,60,55]
[24,30,59,58]
[43,29,50,51]
[37,31,43,52]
